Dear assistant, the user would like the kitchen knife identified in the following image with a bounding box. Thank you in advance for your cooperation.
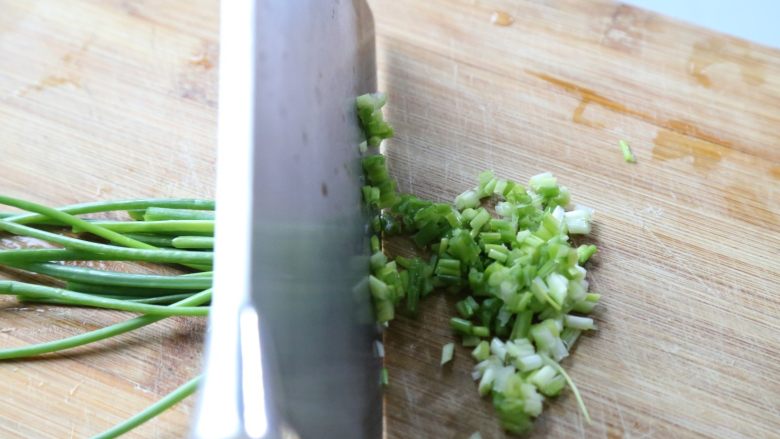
[192,1,381,438]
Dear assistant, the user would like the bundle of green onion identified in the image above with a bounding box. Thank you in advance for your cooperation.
[0,197,214,438]
[357,93,600,434]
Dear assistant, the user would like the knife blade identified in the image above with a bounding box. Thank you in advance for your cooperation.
[193,1,381,438]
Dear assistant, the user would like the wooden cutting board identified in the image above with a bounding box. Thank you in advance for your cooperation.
[0,0,778,438]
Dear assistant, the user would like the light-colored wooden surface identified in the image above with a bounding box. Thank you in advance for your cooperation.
[373,1,780,438]
[0,1,217,438]
[0,0,778,438]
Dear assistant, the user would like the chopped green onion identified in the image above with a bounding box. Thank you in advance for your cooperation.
[370,235,381,253]
[450,317,473,335]
[528,365,557,393]
[577,244,598,264]
[572,293,600,314]
[564,208,592,235]
[564,314,596,331]
[490,338,508,362]
[455,189,480,211]
[619,139,636,163]
[461,335,481,347]
[509,311,533,340]
[528,172,558,197]
[478,367,496,396]
[471,341,490,361]
[471,325,490,338]
[561,328,582,350]
[356,93,394,146]
[469,208,491,236]
[515,354,543,372]
[441,343,455,365]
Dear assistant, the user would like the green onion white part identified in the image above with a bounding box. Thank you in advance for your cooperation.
[441,342,455,365]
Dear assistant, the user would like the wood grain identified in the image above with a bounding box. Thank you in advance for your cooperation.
[0,0,778,438]
[0,1,217,438]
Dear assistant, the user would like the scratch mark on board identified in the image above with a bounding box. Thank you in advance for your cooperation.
[18,36,95,96]
[610,391,630,437]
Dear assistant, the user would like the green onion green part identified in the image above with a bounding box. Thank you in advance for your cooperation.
[0,281,208,317]
[5,198,214,225]
[143,207,215,221]
[0,289,211,359]
[0,196,154,250]
[0,220,213,265]
[172,236,215,249]
[5,262,211,289]
[73,220,214,235]
[619,139,636,163]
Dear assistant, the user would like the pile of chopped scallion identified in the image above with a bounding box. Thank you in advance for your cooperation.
[357,92,600,434]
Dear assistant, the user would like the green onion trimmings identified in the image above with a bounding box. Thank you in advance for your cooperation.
[619,139,636,163]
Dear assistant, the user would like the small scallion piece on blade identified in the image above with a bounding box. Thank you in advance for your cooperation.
[619,139,636,163]
[356,92,394,146]
[461,335,481,347]
[450,317,474,335]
